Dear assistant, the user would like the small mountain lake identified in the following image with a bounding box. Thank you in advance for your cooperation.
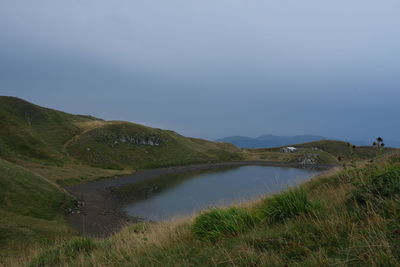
[122,165,322,221]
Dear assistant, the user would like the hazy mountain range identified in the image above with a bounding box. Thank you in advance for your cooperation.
[216,135,400,148]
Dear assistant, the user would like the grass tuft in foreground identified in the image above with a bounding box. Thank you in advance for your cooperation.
[258,188,322,222]
[191,207,256,241]
[352,165,400,205]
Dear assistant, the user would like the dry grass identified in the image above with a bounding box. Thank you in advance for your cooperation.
[20,161,132,186]
[18,152,400,266]
[75,120,108,132]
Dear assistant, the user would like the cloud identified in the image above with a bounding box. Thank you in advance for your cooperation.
[1,0,399,140]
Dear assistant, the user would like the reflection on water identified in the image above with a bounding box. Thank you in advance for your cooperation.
[123,165,320,221]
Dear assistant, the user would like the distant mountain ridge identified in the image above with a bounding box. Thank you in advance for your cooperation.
[216,135,327,148]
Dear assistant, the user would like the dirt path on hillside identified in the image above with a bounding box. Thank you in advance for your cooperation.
[65,161,334,237]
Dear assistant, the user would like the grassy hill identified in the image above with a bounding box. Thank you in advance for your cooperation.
[294,140,382,160]
[0,96,97,164]
[0,96,243,185]
[20,152,400,266]
[0,158,74,260]
[1,96,397,265]
[0,96,386,176]
[66,121,242,170]
[0,96,244,263]
[245,140,394,164]
[216,134,326,148]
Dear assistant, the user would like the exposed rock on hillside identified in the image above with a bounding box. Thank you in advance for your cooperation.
[91,132,165,147]
[297,154,319,165]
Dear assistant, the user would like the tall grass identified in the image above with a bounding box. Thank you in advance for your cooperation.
[28,238,96,267]
[258,188,322,222]
[191,207,256,241]
[352,165,400,204]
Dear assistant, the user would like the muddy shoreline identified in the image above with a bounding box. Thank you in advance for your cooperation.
[65,161,334,237]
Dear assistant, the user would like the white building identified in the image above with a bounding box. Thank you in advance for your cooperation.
[281,146,297,153]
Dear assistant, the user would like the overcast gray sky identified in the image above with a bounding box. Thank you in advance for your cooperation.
[1,0,399,141]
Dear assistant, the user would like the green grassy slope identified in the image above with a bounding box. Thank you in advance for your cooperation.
[294,140,384,159]
[0,96,243,183]
[0,96,245,262]
[246,139,394,164]
[27,152,400,266]
[2,96,397,265]
[66,122,243,170]
[0,96,97,164]
[0,158,74,260]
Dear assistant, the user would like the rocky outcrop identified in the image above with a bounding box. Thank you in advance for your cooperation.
[117,135,163,146]
[90,131,165,147]
[297,153,319,165]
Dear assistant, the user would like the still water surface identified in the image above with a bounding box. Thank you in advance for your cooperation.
[124,165,320,221]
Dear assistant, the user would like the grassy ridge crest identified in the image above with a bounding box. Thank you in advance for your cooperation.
[66,121,243,170]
